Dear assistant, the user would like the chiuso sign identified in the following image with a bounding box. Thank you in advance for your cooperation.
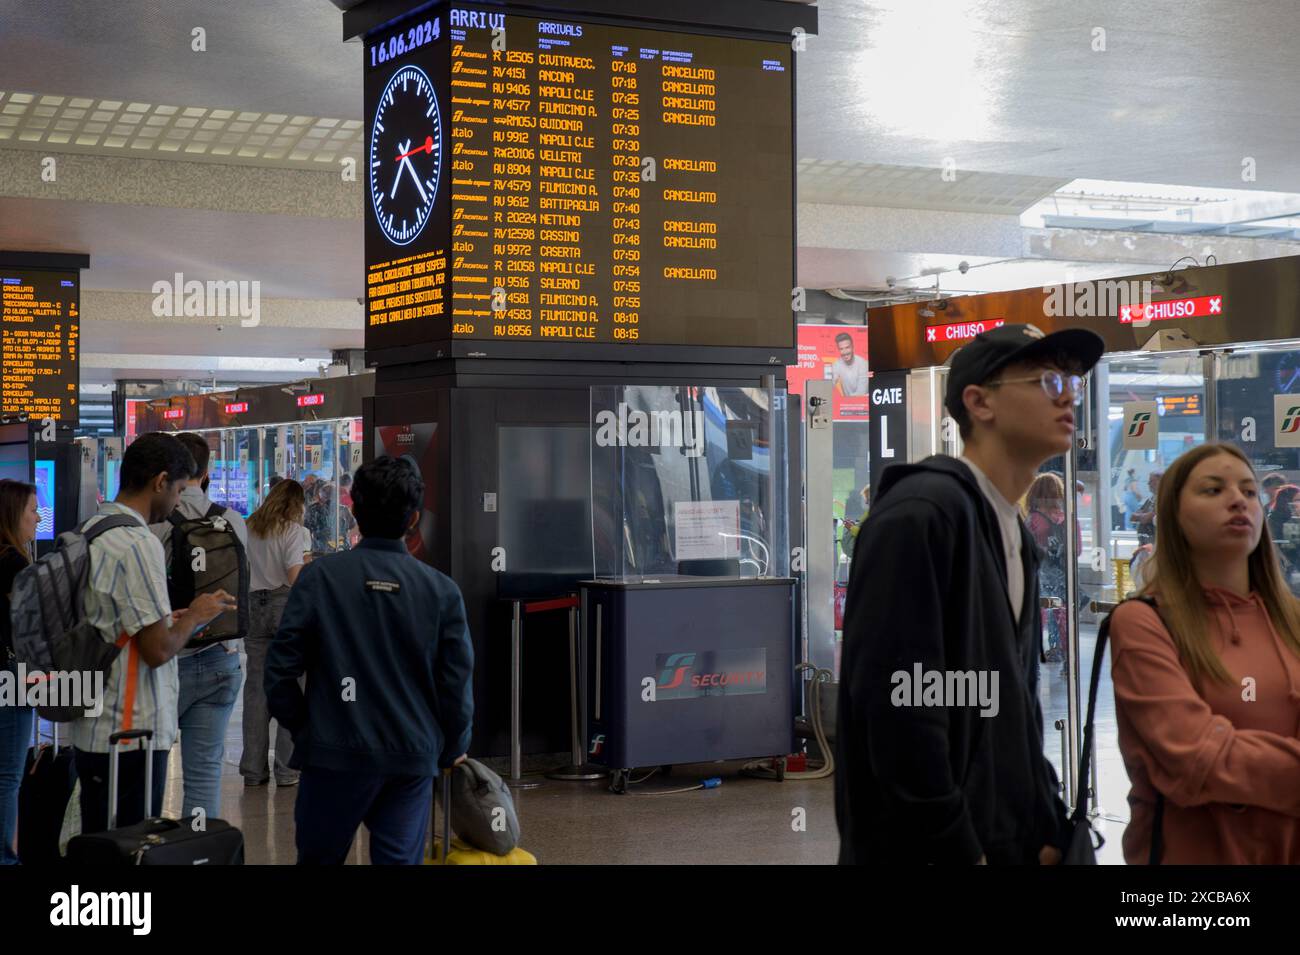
[1120,295,1224,324]
[923,318,1005,343]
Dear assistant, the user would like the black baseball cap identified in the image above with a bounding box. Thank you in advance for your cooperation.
[944,323,1105,419]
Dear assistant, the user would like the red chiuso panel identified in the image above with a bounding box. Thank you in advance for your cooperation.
[224,402,249,414]
[923,319,1005,343]
[1120,295,1224,324]
[296,393,326,408]
[162,408,185,421]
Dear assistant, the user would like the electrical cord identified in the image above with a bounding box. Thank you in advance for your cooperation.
[741,662,836,781]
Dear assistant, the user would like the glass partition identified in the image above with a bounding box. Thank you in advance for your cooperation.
[591,384,790,581]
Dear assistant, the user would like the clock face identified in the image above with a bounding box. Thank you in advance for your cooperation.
[369,64,442,247]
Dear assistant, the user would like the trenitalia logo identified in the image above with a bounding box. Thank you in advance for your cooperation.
[1127,412,1152,437]
[1282,406,1300,434]
[652,649,767,700]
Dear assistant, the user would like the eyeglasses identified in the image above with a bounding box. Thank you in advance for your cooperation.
[986,370,1085,405]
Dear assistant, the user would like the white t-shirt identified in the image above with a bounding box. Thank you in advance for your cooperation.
[248,523,312,592]
[832,356,868,396]
[959,456,1025,623]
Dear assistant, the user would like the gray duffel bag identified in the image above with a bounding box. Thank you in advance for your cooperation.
[437,758,521,855]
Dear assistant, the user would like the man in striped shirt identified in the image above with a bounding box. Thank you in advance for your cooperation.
[70,432,236,834]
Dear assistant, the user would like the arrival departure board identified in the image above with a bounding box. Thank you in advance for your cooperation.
[363,7,795,362]
[0,270,79,421]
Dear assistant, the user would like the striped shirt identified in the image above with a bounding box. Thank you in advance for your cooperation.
[68,502,178,753]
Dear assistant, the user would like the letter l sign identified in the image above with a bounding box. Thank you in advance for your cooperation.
[880,415,894,458]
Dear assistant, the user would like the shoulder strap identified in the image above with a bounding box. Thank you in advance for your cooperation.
[81,513,141,544]
[205,502,225,520]
[1075,594,1158,822]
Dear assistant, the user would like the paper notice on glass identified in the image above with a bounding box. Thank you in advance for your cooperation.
[674,500,742,561]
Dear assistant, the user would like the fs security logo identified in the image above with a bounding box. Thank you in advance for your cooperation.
[652,649,767,700]
[1127,412,1152,438]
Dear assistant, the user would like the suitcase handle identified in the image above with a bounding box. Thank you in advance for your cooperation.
[441,768,452,863]
[108,729,155,830]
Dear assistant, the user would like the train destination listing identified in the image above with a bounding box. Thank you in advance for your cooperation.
[363,9,795,353]
[0,270,80,421]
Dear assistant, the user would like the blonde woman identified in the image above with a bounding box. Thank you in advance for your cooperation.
[240,480,311,788]
[1108,443,1300,863]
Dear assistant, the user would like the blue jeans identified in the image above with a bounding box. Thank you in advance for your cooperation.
[0,700,34,864]
[294,768,433,865]
[177,647,243,823]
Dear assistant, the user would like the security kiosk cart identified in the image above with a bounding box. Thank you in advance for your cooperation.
[581,384,797,790]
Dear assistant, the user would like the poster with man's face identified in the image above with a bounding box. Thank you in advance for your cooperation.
[786,324,870,420]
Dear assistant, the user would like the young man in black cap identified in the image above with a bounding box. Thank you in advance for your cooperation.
[836,323,1105,865]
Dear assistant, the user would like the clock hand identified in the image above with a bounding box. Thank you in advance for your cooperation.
[394,136,435,161]
[400,155,429,205]
[390,139,412,200]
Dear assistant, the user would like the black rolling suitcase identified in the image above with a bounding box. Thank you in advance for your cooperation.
[65,729,245,865]
[18,720,76,865]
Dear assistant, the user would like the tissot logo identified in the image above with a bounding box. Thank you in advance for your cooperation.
[594,403,704,457]
[1127,411,1152,437]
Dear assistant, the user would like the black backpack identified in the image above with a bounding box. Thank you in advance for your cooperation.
[163,504,250,648]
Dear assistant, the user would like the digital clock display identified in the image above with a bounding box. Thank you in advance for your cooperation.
[362,6,796,363]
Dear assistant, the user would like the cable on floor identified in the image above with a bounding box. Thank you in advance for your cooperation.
[741,662,836,781]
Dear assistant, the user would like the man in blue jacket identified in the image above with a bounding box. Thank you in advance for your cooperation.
[266,456,473,865]
[836,323,1103,865]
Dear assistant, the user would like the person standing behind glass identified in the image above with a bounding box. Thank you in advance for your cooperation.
[240,479,311,788]
[0,480,38,864]
[1024,473,1069,664]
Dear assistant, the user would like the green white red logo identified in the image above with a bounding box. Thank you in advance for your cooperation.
[1282,406,1300,434]
[1128,412,1152,437]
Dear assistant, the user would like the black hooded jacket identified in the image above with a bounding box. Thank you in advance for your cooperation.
[835,455,1070,864]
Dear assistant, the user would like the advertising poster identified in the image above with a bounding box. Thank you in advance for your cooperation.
[374,423,438,565]
[786,324,870,420]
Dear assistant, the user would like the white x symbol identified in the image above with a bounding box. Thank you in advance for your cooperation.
[1120,306,1131,322]
[1209,297,1222,313]
[925,327,936,342]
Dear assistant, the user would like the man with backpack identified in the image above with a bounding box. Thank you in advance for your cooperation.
[151,433,250,825]
[265,456,473,864]
[836,323,1104,865]
[69,432,236,834]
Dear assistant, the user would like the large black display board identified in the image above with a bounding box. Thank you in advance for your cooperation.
[0,269,80,422]
[363,5,795,365]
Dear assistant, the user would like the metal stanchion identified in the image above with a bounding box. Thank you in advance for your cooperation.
[506,599,541,790]
[546,604,606,781]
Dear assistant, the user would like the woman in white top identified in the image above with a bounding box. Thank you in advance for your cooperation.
[239,479,312,787]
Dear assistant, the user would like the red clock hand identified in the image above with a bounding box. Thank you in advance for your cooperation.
[394,135,434,161]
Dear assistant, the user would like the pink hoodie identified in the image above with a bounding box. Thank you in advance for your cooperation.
[1109,587,1300,864]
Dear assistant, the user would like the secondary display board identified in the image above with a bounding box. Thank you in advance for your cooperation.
[0,269,79,421]
[363,6,795,362]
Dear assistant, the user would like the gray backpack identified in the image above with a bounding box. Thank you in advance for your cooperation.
[437,758,521,855]
[9,515,140,722]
